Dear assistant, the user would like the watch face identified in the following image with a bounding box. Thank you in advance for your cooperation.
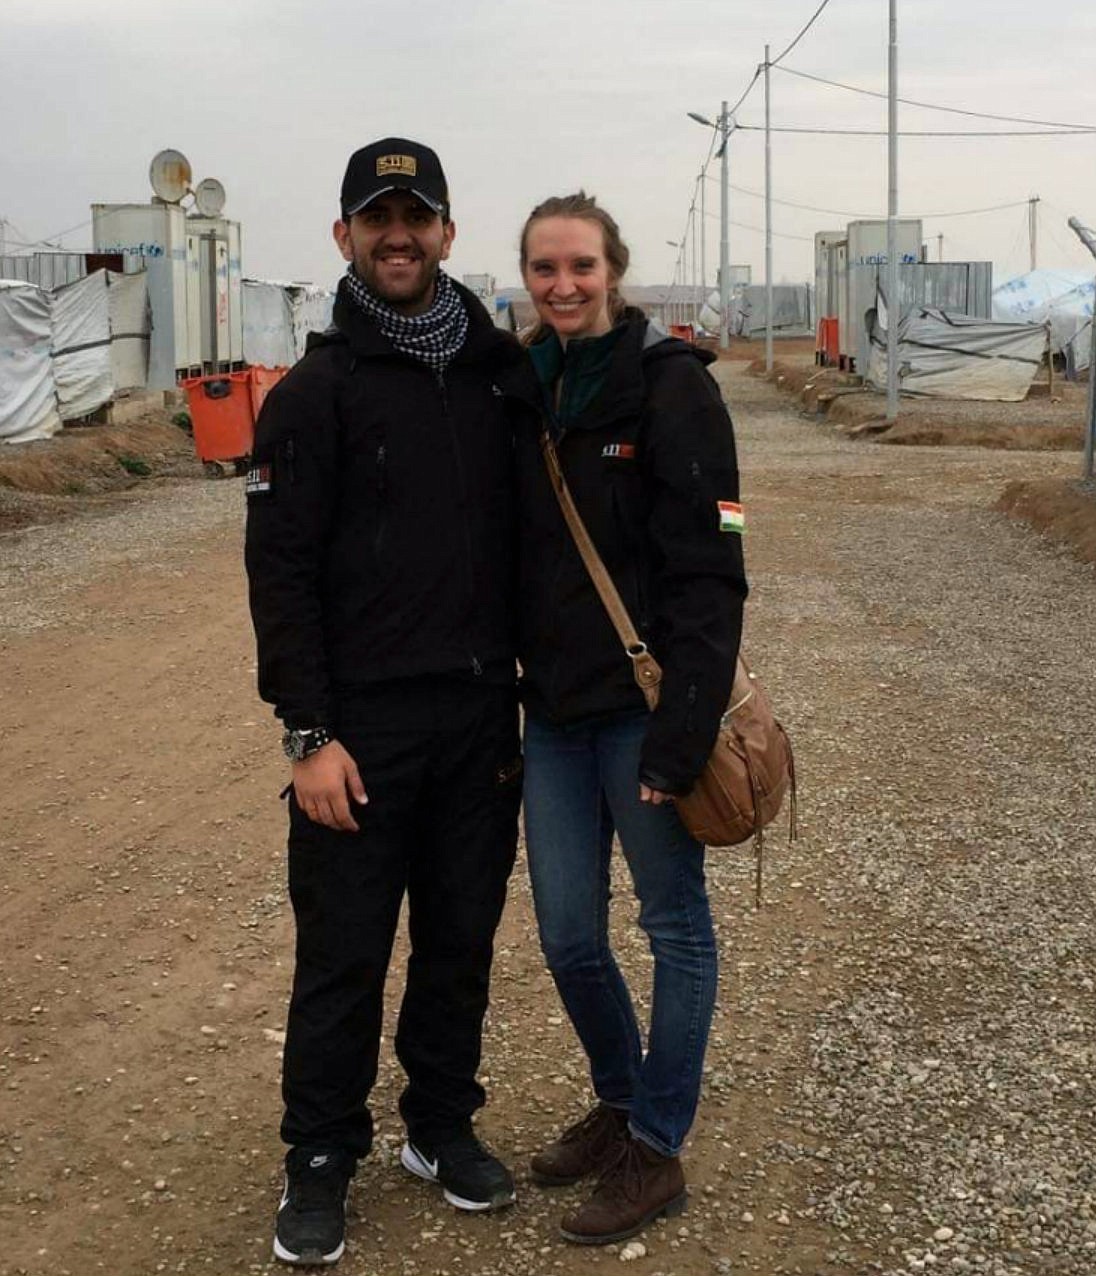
[283,731,306,762]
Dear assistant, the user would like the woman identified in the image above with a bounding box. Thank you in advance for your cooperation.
[510,192,749,1245]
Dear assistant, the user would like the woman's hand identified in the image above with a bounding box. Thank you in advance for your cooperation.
[292,741,368,831]
[639,784,671,805]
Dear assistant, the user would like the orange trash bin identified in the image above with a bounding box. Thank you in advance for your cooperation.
[248,365,288,420]
[180,372,255,463]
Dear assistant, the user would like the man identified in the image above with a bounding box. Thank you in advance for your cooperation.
[245,138,524,1267]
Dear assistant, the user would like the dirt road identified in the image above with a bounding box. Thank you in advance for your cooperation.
[2,367,1093,1276]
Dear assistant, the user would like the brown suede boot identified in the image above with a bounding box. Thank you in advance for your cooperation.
[558,1135,687,1245]
[530,1103,630,1186]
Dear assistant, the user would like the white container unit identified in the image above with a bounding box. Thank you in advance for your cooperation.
[186,215,243,368]
[814,231,845,322]
[92,202,201,388]
[844,219,923,370]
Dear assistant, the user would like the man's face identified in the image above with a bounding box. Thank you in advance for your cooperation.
[333,191,456,316]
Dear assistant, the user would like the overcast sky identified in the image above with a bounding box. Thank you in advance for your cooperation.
[3,0,1096,295]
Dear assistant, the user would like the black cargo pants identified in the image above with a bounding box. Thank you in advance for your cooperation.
[279,676,521,1159]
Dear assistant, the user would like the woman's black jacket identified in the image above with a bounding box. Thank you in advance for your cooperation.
[503,311,749,794]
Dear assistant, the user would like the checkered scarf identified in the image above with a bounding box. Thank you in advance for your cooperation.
[343,265,469,373]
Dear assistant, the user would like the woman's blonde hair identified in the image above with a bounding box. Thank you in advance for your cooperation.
[519,191,631,345]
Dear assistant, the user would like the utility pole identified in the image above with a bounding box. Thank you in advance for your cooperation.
[938,232,944,262]
[885,0,899,423]
[764,44,774,373]
[719,100,731,351]
[687,103,732,348]
[1029,196,1040,272]
[1067,216,1096,480]
[699,169,706,300]
[690,191,699,328]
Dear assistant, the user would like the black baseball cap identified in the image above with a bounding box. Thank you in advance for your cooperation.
[340,138,450,220]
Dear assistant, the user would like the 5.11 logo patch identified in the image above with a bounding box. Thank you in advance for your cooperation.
[245,461,273,497]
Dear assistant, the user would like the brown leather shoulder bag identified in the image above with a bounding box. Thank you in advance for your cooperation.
[540,433,796,903]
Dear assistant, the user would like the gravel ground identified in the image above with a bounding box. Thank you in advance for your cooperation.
[715,365,1096,1276]
[1,366,1093,1276]
[0,476,244,635]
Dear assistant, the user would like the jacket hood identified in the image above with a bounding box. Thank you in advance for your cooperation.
[640,315,717,368]
[516,308,716,427]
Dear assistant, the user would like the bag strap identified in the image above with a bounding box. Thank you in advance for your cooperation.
[539,431,662,710]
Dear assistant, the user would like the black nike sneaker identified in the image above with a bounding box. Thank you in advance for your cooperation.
[273,1147,356,1266]
[401,1130,515,1212]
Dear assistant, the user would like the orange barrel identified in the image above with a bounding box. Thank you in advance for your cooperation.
[248,365,289,420]
[669,323,695,342]
[823,317,840,365]
[180,371,255,462]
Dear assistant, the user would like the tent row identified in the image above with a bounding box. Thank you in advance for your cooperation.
[0,271,151,443]
[1,272,336,445]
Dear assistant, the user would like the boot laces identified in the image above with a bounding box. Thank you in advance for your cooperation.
[593,1137,646,1205]
[562,1103,616,1146]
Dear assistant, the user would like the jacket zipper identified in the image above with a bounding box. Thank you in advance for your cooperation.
[373,442,387,554]
[606,469,649,634]
[437,371,483,677]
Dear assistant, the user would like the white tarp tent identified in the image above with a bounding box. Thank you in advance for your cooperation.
[290,285,335,359]
[731,284,813,338]
[242,280,334,367]
[107,271,151,391]
[1068,318,1092,375]
[51,270,150,420]
[52,272,112,419]
[242,280,296,368]
[0,280,61,443]
[698,284,813,338]
[992,269,1095,354]
[867,293,1046,402]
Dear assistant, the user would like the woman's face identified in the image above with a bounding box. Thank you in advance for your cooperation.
[522,216,616,345]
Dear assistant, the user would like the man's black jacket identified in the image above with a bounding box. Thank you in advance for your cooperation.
[245,278,525,729]
[503,312,749,794]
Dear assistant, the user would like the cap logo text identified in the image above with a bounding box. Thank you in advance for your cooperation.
[376,154,417,178]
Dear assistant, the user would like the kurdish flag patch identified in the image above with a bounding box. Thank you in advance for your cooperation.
[717,500,745,533]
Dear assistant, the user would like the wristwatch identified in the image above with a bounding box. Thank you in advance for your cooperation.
[282,726,333,762]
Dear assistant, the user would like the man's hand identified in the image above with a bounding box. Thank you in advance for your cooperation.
[639,784,671,805]
[292,740,368,831]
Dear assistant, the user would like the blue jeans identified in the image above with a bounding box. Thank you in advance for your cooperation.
[522,710,718,1157]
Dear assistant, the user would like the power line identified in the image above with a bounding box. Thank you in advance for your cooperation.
[770,0,834,66]
[700,174,1031,221]
[13,216,95,250]
[774,63,1096,131]
[737,124,1096,137]
[728,68,762,119]
[699,207,814,242]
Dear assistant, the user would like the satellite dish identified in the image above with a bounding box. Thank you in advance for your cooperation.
[194,177,227,217]
[149,149,192,204]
